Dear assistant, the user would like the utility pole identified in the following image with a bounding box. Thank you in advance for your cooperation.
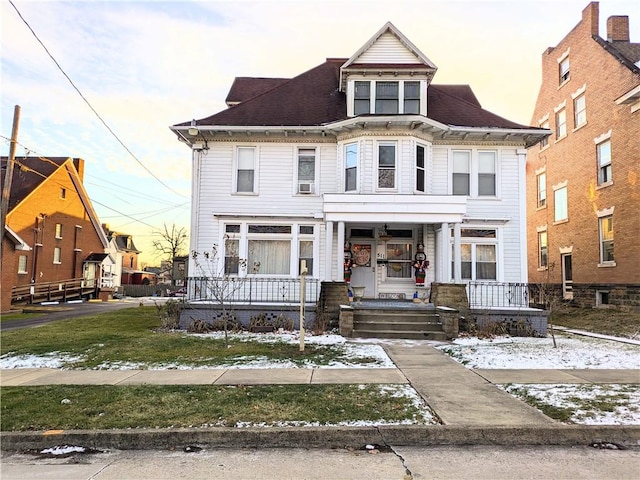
[0,105,21,260]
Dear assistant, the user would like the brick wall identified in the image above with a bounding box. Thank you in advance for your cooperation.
[526,2,640,309]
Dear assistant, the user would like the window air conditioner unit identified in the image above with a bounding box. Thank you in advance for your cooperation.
[298,182,314,194]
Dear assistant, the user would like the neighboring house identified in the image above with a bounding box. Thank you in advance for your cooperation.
[171,22,548,306]
[1,156,113,309]
[102,224,154,285]
[526,2,640,310]
[172,255,189,287]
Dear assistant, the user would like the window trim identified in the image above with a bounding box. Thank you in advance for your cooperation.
[55,223,63,239]
[451,150,471,196]
[53,247,62,264]
[558,53,570,85]
[296,146,317,195]
[573,91,587,129]
[18,254,28,274]
[538,230,548,270]
[348,79,424,116]
[596,139,612,187]
[477,150,497,197]
[597,209,615,266]
[555,108,567,140]
[415,143,426,193]
[537,171,547,209]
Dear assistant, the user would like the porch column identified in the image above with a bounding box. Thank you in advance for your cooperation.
[325,221,334,280]
[336,221,346,282]
[453,222,462,283]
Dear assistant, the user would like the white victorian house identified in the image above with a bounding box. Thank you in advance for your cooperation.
[171,23,548,314]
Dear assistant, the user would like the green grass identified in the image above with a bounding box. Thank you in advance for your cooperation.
[0,306,381,369]
[0,312,45,323]
[1,384,433,431]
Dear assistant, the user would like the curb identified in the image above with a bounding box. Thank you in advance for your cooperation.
[2,425,640,451]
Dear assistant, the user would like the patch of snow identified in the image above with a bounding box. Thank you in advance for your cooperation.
[501,384,640,425]
[41,445,86,455]
[0,352,84,369]
[438,334,640,369]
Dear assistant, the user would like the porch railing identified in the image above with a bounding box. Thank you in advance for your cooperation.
[186,276,320,304]
[467,282,531,308]
[11,278,98,305]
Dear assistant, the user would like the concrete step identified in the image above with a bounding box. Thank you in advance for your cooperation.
[353,329,448,341]
[353,320,443,332]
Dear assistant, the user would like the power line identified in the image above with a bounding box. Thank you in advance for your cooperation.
[7,0,186,198]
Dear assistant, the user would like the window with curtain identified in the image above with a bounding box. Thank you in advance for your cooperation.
[404,81,420,114]
[386,242,412,278]
[378,143,396,189]
[554,186,568,222]
[451,229,497,281]
[345,143,358,191]
[236,147,255,193]
[354,81,370,115]
[416,144,425,192]
[248,240,290,275]
[559,57,570,84]
[299,240,313,275]
[375,81,399,114]
[224,238,240,274]
[452,151,470,195]
[478,151,496,196]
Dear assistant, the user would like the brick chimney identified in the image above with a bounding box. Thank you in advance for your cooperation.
[73,157,85,181]
[607,16,630,42]
[582,2,600,36]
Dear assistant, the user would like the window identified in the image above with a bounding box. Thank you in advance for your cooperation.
[345,143,358,191]
[60,188,66,199]
[354,81,370,115]
[451,229,497,281]
[248,240,290,275]
[599,215,614,263]
[554,186,568,222]
[386,242,413,278]
[375,81,399,114]
[537,172,547,208]
[377,143,396,189]
[452,151,470,195]
[55,223,62,239]
[559,57,570,84]
[416,144,425,192]
[597,140,612,185]
[53,247,61,264]
[18,255,28,274]
[538,231,548,268]
[236,147,255,193]
[478,151,496,196]
[540,120,549,148]
[297,147,316,193]
[404,81,420,114]
[556,109,567,139]
[574,94,586,127]
[224,238,240,274]
[299,241,313,275]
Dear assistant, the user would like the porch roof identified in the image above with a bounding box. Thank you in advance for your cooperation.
[323,194,466,223]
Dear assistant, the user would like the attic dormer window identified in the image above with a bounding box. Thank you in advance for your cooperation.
[349,79,423,116]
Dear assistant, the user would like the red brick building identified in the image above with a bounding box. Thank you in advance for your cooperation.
[1,156,111,311]
[527,2,640,310]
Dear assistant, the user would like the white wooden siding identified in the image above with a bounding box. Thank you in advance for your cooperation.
[357,32,420,64]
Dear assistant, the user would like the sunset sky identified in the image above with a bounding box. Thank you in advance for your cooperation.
[2,0,637,264]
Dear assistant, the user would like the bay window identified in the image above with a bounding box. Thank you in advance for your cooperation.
[345,143,358,191]
[354,81,370,116]
[404,81,420,114]
[416,144,425,192]
[377,143,396,189]
[451,229,498,281]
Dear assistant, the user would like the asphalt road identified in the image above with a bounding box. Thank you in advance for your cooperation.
[1,445,639,480]
[0,300,147,332]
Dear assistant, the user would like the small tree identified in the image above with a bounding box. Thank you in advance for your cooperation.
[189,237,255,345]
[152,223,188,285]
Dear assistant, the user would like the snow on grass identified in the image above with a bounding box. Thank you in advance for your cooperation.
[0,352,84,369]
[501,384,640,425]
[438,334,640,369]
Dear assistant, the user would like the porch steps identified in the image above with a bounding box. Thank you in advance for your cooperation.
[352,307,447,341]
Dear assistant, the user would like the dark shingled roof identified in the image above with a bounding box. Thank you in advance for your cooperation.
[225,77,290,105]
[593,35,640,73]
[175,59,531,130]
[0,156,76,212]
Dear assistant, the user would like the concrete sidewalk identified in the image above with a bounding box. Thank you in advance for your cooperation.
[2,344,640,451]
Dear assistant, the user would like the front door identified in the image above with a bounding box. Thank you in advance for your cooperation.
[350,243,375,298]
[561,253,573,300]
